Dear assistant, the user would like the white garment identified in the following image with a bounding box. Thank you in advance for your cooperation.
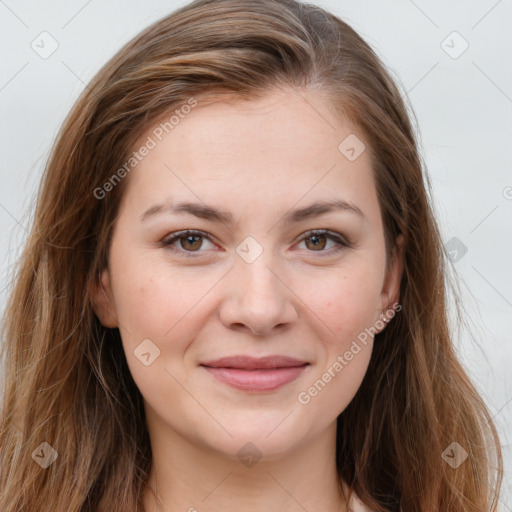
[348,491,374,512]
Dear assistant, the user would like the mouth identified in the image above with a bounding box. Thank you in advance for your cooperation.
[200,355,310,392]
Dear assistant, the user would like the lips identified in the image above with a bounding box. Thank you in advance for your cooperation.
[200,355,309,392]
[200,355,308,370]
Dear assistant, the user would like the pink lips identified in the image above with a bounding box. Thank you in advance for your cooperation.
[200,355,309,392]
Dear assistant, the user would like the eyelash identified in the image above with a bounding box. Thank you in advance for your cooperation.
[160,229,351,258]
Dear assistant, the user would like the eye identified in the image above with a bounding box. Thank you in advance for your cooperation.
[161,230,216,257]
[160,229,351,258]
[296,229,350,255]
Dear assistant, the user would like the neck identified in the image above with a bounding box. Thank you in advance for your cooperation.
[142,420,349,512]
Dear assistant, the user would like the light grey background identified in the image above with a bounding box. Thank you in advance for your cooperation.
[1,0,511,508]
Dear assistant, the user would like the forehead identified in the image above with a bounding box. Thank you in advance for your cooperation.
[120,87,380,226]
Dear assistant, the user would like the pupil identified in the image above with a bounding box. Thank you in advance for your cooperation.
[308,235,325,250]
[184,235,201,250]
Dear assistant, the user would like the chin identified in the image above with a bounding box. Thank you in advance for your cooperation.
[200,414,312,462]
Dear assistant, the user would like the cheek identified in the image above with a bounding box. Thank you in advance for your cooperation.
[109,261,198,404]
[297,263,383,342]
[111,249,204,338]
[109,256,215,387]
[298,274,376,417]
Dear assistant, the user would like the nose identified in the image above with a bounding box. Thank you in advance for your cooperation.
[218,255,298,337]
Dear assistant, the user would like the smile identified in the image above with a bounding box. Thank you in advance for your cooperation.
[200,355,310,392]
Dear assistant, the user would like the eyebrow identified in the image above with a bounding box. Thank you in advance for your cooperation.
[140,198,365,225]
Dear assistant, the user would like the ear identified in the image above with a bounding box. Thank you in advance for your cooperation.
[90,268,119,328]
[379,233,404,315]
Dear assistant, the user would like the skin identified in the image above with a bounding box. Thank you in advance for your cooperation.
[92,85,403,512]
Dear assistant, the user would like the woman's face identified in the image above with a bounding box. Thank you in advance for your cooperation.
[93,86,402,460]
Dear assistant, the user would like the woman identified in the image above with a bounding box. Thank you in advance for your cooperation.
[0,0,503,510]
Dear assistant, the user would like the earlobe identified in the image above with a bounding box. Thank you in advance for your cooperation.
[91,268,119,328]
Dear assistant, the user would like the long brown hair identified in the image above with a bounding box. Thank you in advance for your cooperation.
[0,0,503,510]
